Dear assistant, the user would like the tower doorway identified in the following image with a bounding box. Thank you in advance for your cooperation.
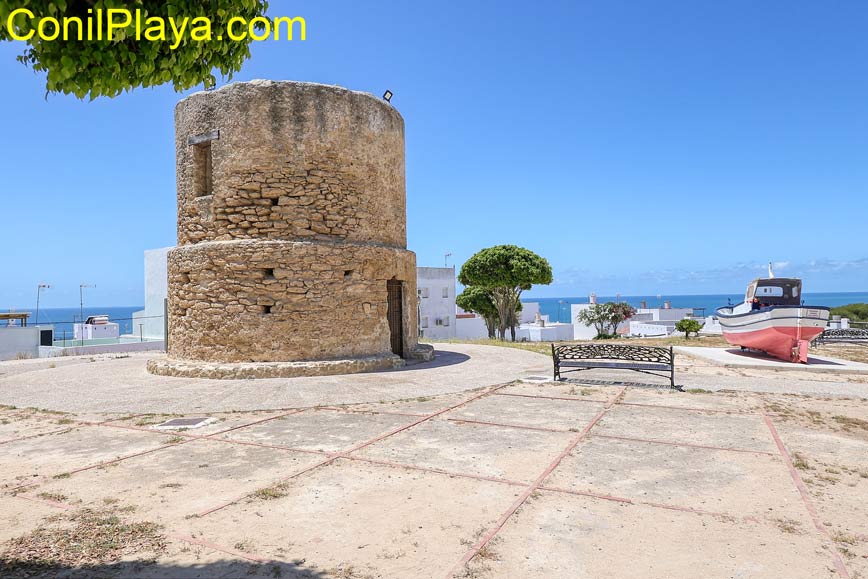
[387,280,404,357]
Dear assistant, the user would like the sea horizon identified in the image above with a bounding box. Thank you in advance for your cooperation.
[524,292,868,324]
[3,290,867,334]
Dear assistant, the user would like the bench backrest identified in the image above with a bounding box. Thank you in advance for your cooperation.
[553,343,673,365]
[819,329,868,341]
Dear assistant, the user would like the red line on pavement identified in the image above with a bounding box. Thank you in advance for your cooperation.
[445,387,628,578]
[446,417,569,434]
[171,533,269,563]
[9,410,311,491]
[592,433,776,456]
[619,401,754,415]
[494,392,607,404]
[345,455,529,488]
[763,415,850,579]
[14,493,73,511]
[317,406,428,418]
[195,384,511,518]
[0,411,144,446]
[0,426,76,446]
[536,484,633,505]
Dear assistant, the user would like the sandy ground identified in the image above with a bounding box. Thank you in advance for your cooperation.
[0,345,551,413]
[1,378,866,578]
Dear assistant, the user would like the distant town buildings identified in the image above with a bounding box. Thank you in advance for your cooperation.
[131,246,731,347]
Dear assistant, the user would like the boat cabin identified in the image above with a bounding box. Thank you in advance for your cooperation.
[745,278,802,307]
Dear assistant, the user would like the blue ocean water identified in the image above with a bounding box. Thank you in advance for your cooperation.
[1,306,145,338]
[529,293,868,324]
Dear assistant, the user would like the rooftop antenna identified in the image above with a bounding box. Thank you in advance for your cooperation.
[768,262,775,279]
[35,283,51,324]
[444,252,453,268]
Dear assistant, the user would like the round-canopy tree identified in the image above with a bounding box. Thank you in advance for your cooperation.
[0,0,268,98]
[458,245,552,341]
[455,286,498,339]
[675,318,703,339]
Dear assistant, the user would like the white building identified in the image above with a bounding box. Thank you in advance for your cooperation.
[132,247,171,340]
[417,267,456,340]
[454,300,572,342]
[73,315,120,341]
[627,303,697,337]
[0,313,54,361]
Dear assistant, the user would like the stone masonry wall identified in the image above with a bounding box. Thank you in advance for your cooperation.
[167,240,417,363]
[162,80,424,370]
[175,81,406,247]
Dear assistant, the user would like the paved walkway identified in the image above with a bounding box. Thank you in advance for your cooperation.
[1,382,865,578]
[0,345,551,414]
[677,346,868,374]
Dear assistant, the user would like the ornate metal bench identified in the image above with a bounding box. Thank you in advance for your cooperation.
[815,328,868,345]
[551,343,676,388]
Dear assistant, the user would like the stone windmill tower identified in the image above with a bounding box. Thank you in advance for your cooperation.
[149,80,432,379]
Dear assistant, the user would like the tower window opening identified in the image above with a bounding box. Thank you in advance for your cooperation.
[192,141,213,197]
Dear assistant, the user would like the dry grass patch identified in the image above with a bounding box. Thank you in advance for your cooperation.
[772,517,803,534]
[0,508,166,574]
[35,492,67,503]
[792,453,812,471]
[832,415,868,432]
[251,483,290,501]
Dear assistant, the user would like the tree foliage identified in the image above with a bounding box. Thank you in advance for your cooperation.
[576,302,636,339]
[831,303,868,323]
[0,0,268,99]
[675,318,703,339]
[456,286,498,339]
[458,245,552,341]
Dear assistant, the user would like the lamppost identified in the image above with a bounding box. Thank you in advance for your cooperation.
[79,283,94,345]
[35,283,51,324]
[444,252,453,268]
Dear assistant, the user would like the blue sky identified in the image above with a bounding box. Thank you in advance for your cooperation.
[1,0,867,308]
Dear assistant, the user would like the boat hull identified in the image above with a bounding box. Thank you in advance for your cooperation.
[715,306,830,363]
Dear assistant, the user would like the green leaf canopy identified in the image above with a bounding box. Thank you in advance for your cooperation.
[457,245,553,289]
[0,0,270,98]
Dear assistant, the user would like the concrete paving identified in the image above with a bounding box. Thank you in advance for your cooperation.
[0,344,550,414]
[1,381,865,578]
[677,346,868,374]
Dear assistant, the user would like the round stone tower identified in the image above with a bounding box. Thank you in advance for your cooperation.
[148,80,431,379]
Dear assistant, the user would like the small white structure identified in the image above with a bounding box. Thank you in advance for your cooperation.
[700,316,723,335]
[570,302,632,340]
[455,302,569,342]
[417,267,457,340]
[73,315,119,341]
[132,247,172,341]
[455,313,489,340]
[0,325,53,361]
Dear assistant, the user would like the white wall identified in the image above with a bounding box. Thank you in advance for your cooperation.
[520,302,540,324]
[417,267,457,340]
[629,321,671,337]
[570,304,597,340]
[455,315,489,340]
[636,307,694,322]
[132,247,171,340]
[74,322,119,340]
[700,316,723,334]
[520,323,574,342]
[39,340,165,358]
[0,327,41,361]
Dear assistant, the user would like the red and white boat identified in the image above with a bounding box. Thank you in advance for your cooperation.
[716,272,830,363]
